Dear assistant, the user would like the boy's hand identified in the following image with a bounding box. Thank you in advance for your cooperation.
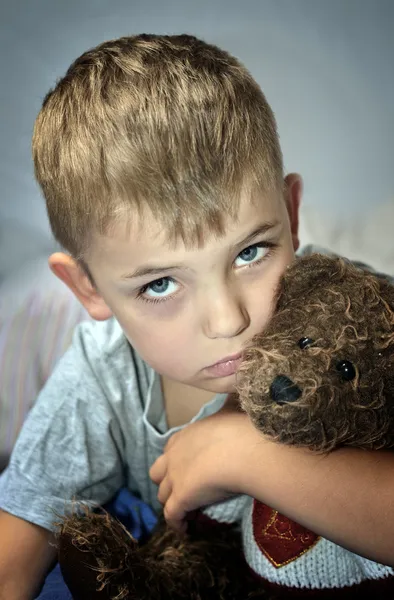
[149,400,263,531]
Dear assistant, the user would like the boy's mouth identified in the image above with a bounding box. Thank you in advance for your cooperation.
[204,353,243,378]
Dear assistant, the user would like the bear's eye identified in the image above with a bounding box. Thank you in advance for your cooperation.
[298,337,314,350]
[336,360,356,381]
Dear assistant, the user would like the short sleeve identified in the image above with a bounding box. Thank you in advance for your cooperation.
[0,322,126,532]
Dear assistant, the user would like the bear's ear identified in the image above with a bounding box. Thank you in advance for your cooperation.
[276,253,347,309]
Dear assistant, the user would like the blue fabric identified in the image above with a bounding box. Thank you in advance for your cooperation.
[36,488,158,599]
[36,564,73,600]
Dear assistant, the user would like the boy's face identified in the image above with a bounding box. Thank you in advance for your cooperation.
[77,177,300,395]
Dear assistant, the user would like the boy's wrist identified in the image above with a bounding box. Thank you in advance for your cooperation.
[221,411,270,496]
[229,417,304,501]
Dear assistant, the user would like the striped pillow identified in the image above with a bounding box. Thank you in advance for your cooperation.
[0,264,90,459]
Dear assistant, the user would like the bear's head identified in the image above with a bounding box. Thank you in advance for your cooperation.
[237,254,394,452]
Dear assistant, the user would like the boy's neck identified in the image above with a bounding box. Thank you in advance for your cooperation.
[161,376,216,429]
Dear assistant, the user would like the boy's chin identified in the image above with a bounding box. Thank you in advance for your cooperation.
[200,374,238,395]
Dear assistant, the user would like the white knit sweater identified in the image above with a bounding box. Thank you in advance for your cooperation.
[203,496,394,595]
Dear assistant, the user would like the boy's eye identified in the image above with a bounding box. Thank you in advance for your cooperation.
[234,243,270,267]
[139,277,178,300]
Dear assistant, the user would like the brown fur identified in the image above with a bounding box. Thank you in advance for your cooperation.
[237,253,394,452]
[56,510,267,599]
[56,253,394,597]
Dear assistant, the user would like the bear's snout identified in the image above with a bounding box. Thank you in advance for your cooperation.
[270,375,302,405]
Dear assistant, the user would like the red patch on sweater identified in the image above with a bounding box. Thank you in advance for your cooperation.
[252,500,320,568]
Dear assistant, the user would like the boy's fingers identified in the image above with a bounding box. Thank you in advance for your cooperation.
[149,454,166,484]
[164,497,187,532]
[164,434,177,451]
[157,478,172,505]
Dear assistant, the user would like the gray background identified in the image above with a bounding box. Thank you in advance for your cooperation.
[0,0,393,270]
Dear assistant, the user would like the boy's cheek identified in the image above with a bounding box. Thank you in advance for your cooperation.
[120,323,193,375]
[247,257,294,332]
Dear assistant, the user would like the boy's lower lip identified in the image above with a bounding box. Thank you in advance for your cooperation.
[204,357,242,378]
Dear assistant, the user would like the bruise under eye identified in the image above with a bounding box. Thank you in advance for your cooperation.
[298,337,314,350]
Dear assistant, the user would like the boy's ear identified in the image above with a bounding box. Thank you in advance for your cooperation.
[283,173,302,252]
[49,253,113,321]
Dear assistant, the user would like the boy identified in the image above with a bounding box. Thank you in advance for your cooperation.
[0,34,393,599]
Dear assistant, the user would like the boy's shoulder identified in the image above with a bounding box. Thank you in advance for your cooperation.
[298,244,393,284]
[76,316,127,357]
[297,244,341,259]
[65,316,153,391]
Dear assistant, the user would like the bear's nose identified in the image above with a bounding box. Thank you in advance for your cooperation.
[270,375,302,405]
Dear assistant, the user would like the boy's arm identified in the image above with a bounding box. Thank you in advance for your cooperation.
[0,322,126,598]
[152,410,394,566]
[242,437,394,566]
[0,510,56,600]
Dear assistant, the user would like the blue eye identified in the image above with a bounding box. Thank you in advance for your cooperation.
[149,278,170,294]
[235,243,269,267]
[140,277,178,300]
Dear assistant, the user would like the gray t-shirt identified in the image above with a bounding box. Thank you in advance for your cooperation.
[0,245,391,532]
[0,315,228,530]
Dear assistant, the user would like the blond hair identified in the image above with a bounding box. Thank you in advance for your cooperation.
[33,34,283,259]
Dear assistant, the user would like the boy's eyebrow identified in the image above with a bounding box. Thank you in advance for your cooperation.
[121,265,191,279]
[237,221,279,249]
[120,221,278,281]
[121,264,192,281]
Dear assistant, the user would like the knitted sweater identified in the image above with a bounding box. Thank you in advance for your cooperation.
[203,496,394,597]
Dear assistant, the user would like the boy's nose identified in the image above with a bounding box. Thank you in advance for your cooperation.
[202,290,249,339]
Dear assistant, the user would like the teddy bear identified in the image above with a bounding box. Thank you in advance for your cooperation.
[237,252,394,453]
[55,253,394,599]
